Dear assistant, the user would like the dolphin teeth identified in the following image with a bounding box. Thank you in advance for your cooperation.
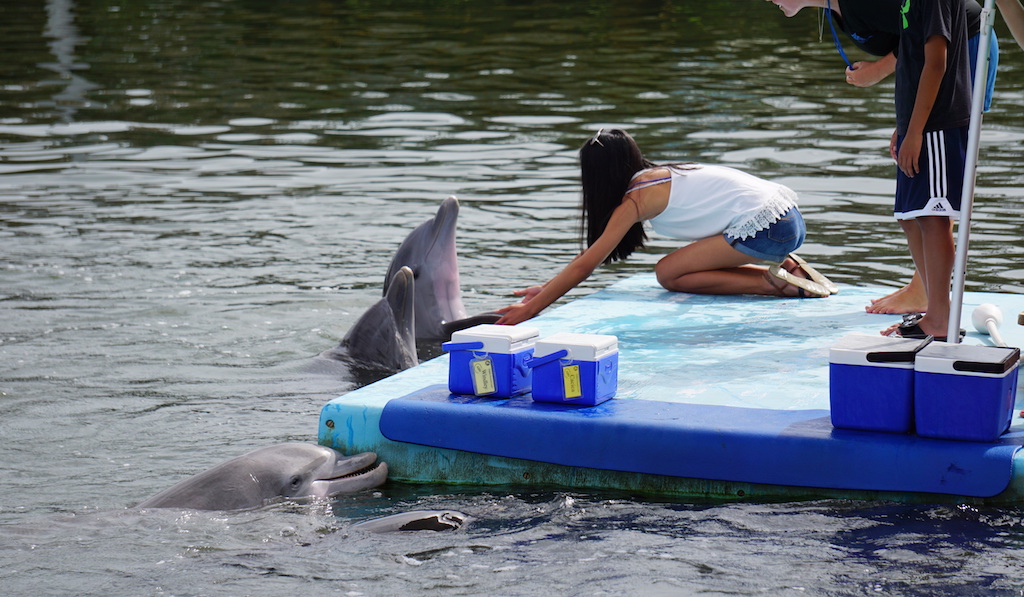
[336,461,386,480]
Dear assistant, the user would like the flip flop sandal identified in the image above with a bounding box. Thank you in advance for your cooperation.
[766,264,830,298]
[787,253,839,295]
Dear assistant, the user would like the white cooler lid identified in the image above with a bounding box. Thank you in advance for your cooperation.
[535,332,618,361]
[449,324,539,353]
[829,334,931,367]
[915,342,1021,376]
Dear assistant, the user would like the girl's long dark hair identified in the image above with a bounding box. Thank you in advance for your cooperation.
[578,129,653,264]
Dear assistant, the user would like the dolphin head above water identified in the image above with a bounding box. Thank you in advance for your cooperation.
[136,443,388,511]
[384,196,469,341]
[319,265,418,373]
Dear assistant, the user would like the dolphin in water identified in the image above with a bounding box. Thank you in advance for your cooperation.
[384,196,499,342]
[315,197,497,375]
[317,266,418,373]
[136,443,388,511]
[136,442,467,532]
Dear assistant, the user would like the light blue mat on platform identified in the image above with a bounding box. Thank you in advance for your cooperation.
[320,275,1024,501]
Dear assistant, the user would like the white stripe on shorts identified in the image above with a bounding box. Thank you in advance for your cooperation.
[927,130,947,200]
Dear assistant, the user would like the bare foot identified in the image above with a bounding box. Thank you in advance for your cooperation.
[865,284,927,314]
[880,321,901,336]
[869,286,901,305]
[763,271,800,297]
[881,313,946,338]
[879,313,918,336]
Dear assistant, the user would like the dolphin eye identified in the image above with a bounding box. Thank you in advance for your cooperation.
[289,475,301,489]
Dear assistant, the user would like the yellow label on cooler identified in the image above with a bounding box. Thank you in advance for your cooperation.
[471,357,497,395]
[562,364,582,399]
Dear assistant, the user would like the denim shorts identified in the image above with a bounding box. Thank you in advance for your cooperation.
[724,207,805,262]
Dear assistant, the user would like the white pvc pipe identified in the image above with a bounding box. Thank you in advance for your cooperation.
[949,0,997,343]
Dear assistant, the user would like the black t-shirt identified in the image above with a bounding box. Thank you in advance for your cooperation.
[894,0,972,135]
[831,0,983,57]
[834,0,901,56]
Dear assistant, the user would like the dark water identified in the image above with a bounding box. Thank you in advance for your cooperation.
[2,0,1024,594]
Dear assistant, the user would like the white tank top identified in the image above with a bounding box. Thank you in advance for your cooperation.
[641,165,798,241]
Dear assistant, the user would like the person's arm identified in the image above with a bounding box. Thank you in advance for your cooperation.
[508,250,592,303]
[897,34,948,178]
[997,0,1024,50]
[494,201,640,325]
[847,52,897,86]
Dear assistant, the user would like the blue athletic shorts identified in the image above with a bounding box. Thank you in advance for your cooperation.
[724,207,806,262]
[968,32,999,112]
[894,126,968,221]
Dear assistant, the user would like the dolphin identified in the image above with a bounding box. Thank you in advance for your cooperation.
[318,265,418,373]
[136,443,388,511]
[384,196,499,342]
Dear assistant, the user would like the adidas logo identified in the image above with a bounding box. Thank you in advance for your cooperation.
[930,204,948,213]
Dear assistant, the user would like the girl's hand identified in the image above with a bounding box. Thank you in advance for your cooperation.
[494,302,536,326]
[512,285,544,303]
[494,285,545,324]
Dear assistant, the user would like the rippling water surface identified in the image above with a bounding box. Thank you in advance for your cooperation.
[3,1,1024,595]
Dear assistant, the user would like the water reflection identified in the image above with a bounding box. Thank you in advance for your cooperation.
[42,0,98,122]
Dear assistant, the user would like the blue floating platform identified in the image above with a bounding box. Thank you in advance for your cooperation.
[319,275,1024,503]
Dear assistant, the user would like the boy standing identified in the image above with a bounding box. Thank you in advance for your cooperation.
[887,0,972,341]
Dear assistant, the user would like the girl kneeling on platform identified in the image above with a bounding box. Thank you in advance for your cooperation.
[495,128,837,326]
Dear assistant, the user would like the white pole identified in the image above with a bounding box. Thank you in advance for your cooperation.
[948,0,997,343]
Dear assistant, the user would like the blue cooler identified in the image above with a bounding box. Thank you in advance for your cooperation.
[529,332,618,406]
[829,334,932,433]
[442,324,539,398]
[914,343,1021,442]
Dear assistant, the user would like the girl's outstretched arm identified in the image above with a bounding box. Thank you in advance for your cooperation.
[507,251,589,303]
[510,284,547,303]
[495,201,640,325]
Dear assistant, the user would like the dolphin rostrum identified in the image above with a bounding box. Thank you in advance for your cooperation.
[383,196,499,342]
[136,443,388,511]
